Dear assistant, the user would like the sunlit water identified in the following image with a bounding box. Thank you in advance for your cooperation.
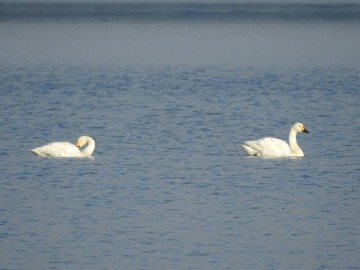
[0,3,360,270]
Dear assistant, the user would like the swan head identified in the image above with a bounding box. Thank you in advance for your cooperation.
[293,122,309,134]
[75,136,95,156]
[76,136,89,148]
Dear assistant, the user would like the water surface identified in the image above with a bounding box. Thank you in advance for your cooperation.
[0,3,359,270]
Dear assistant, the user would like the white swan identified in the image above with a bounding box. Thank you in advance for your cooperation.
[30,136,95,158]
[239,122,309,157]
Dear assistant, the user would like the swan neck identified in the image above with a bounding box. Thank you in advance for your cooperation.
[289,128,300,153]
[81,137,95,156]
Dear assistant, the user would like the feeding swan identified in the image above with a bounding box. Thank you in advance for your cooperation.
[30,136,95,158]
[239,123,309,157]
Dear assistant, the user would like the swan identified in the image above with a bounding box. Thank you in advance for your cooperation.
[30,136,95,158]
[239,122,309,157]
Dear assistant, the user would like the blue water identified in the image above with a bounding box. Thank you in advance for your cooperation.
[1,3,360,270]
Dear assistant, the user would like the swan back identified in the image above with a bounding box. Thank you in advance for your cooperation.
[241,137,292,156]
[30,142,84,157]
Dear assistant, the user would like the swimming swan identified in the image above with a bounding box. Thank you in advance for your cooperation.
[239,123,309,157]
[30,136,95,158]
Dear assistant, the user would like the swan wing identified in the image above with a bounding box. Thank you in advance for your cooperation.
[242,137,292,156]
[31,142,83,157]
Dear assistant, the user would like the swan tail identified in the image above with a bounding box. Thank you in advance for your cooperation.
[30,148,44,156]
[238,144,258,156]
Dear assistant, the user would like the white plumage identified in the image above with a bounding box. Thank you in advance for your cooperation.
[239,122,309,157]
[30,136,95,158]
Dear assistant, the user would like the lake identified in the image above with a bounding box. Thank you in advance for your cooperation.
[0,3,359,270]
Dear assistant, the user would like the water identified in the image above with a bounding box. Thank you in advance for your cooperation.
[1,3,360,270]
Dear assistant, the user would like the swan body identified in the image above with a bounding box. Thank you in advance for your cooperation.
[30,136,95,158]
[239,123,309,157]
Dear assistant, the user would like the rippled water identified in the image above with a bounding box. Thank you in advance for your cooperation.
[1,3,360,270]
